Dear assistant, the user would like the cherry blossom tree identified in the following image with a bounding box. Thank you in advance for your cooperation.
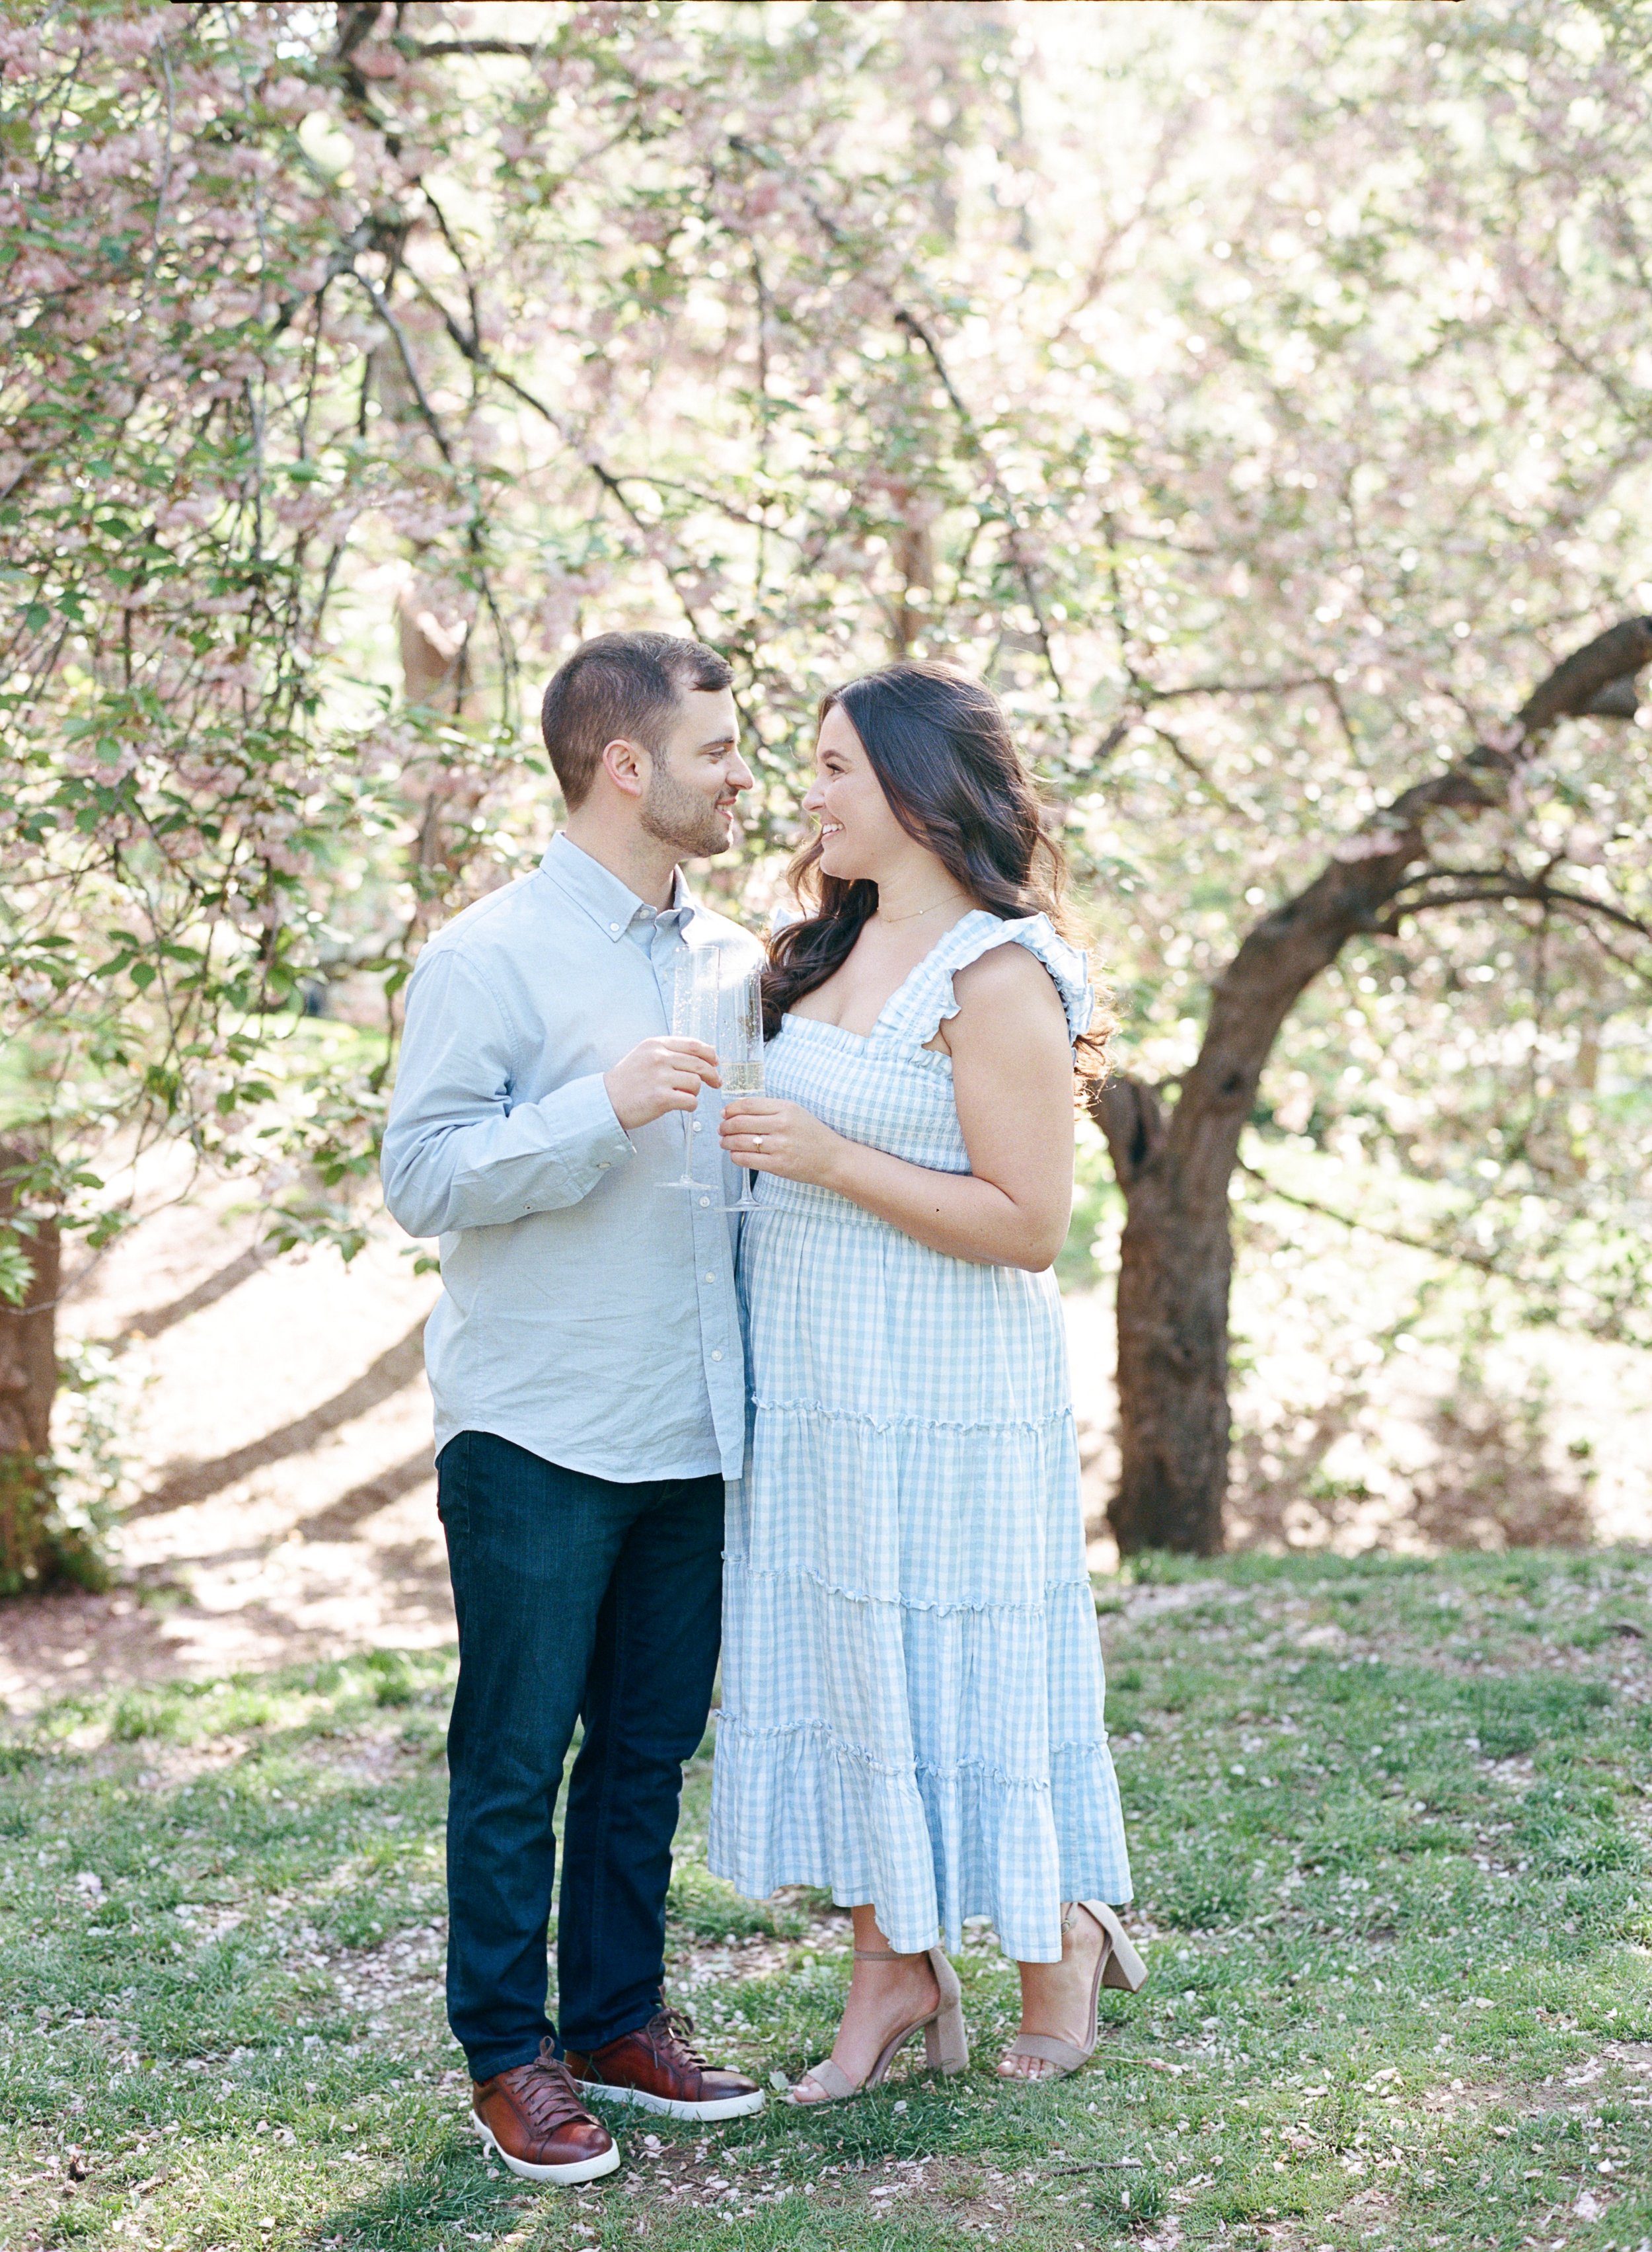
[2,0,1648,1580]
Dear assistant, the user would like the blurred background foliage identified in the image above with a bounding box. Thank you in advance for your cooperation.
[1,0,1649,1566]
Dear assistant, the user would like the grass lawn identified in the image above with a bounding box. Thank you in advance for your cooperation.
[4,1547,1652,2252]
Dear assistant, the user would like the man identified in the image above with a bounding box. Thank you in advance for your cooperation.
[383,631,765,2185]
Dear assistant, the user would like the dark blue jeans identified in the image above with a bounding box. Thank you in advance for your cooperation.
[436,1430,724,2081]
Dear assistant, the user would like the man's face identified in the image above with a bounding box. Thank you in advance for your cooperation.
[638,685,751,858]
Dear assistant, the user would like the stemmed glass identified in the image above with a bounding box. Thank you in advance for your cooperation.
[718,960,766,1215]
[658,942,721,1191]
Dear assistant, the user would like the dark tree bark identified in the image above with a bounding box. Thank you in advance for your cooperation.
[1090,614,1652,1556]
[0,1142,62,1594]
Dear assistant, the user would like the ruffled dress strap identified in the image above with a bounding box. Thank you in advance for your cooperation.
[883,910,1094,1052]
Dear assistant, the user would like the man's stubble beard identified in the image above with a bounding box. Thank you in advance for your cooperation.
[638,753,730,860]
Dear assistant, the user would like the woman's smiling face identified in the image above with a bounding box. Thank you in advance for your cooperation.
[802,704,913,883]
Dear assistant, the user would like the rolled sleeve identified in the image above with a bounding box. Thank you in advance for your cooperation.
[381,950,634,1239]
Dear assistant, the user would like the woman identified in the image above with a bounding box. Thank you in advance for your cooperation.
[711,662,1143,2101]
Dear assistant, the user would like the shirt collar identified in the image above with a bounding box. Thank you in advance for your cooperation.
[540,832,697,942]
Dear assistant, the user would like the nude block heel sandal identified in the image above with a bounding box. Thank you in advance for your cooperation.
[786,1946,970,2107]
[1002,1902,1148,2081]
[919,1946,970,2076]
[1094,1902,1148,1994]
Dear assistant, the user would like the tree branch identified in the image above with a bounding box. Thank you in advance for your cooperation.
[728,133,1068,722]
[891,304,1066,712]
[393,268,716,641]
[346,269,452,461]
[1089,1073,1169,1190]
[1237,1156,1504,1276]
[1379,878,1652,945]
[1147,723,1259,828]
[1141,673,1333,706]
[396,39,548,59]
[1146,613,1652,1204]
[1509,613,1652,741]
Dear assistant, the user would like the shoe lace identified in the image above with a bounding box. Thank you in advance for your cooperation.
[517,2044,593,2132]
[652,2005,710,2070]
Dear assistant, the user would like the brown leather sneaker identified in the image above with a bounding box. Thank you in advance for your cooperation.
[566,2005,765,2121]
[470,2040,620,2184]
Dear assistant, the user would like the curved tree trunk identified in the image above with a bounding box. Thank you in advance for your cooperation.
[0,1142,61,1594]
[1091,613,1652,1556]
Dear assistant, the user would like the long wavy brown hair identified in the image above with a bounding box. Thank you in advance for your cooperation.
[765,662,1109,1085]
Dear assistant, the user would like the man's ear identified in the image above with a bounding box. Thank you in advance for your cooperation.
[599,736,649,799]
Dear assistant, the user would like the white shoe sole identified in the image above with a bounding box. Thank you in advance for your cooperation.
[580,2081,765,2122]
[471,2112,621,2184]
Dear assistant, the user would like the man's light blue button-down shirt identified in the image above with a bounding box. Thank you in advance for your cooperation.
[381,833,759,1482]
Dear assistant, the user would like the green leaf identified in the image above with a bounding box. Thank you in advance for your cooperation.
[0,1240,35,1309]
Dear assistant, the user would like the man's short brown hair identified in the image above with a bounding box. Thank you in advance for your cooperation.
[539,631,733,810]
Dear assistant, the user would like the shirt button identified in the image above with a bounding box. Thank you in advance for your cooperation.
[597,1161,610,1171]
[609,921,620,933]
[711,1349,724,1362]
[692,1120,702,1132]
[704,1272,714,1284]
[698,1195,710,1207]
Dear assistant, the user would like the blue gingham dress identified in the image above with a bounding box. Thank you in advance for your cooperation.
[708,910,1132,1963]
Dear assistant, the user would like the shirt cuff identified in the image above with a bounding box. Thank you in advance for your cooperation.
[564,1070,636,1188]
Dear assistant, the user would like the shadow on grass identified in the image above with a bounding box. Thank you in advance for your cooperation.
[309,2132,531,2251]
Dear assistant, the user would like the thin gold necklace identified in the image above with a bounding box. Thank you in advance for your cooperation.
[877,890,970,927]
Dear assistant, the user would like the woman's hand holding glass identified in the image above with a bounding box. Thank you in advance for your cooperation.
[718,1096,846,1186]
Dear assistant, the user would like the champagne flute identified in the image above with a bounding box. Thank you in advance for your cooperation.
[719,958,766,1214]
[658,941,720,1191]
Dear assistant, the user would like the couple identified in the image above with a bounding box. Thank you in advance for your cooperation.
[381,631,1141,2187]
